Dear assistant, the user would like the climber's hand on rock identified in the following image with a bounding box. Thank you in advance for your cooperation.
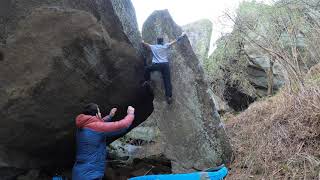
[181,32,187,37]
[109,108,117,117]
[127,106,135,115]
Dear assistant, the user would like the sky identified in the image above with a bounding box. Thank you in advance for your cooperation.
[131,0,273,53]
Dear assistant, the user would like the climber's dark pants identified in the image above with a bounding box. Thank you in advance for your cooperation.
[144,62,172,97]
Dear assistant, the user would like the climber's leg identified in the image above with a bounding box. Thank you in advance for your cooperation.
[161,63,173,104]
[143,63,161,86]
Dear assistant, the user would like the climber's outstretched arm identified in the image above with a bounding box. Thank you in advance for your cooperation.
[141,41,151,50]
[167,32,187,46]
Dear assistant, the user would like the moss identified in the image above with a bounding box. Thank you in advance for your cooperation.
[306,73,320,85]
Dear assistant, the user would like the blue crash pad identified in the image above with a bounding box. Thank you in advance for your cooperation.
[129,166,228,180]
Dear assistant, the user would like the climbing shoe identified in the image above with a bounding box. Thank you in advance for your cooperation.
[166,96,173,105]
[142,80,151,87]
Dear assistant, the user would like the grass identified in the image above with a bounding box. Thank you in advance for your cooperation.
[225,81,320,179]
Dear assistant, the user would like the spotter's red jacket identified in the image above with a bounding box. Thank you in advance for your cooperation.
[75,113,134,132]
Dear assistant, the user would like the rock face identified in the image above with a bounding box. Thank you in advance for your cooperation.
[107,126,170,179]
[182,20,231,112]
[142,10,232,173]
[110,0,142,52]
[182,19,212,64]
[244,44,285,97]
[207,30,286,111]
[0,0,153,173]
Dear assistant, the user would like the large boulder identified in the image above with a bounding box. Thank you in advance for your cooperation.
[110,0,142,52]
[182,19,212,64]
[142,10,232,173]
[0,0,153,173]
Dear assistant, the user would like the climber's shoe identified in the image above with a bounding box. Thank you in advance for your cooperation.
[166,96,173,105]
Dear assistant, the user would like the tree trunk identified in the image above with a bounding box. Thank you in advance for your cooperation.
[267,59,274,96]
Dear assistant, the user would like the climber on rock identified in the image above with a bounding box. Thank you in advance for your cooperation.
[141,32,187,104]
[72,103,135,180]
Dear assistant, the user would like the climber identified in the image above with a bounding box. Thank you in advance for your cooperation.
[141,32,187,104]
[72,103,135,180]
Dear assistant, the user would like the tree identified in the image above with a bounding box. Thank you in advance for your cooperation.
[224,0,320,90]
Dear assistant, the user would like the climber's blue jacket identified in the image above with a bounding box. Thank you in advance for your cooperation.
[72,114,134,180]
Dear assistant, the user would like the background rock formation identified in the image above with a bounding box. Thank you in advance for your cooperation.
[205,0,319,111]
[182,19,212,64]
[182,19,232,113]
[244,46,285,96]
[0,0,153,175]
[142,10,232,173]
